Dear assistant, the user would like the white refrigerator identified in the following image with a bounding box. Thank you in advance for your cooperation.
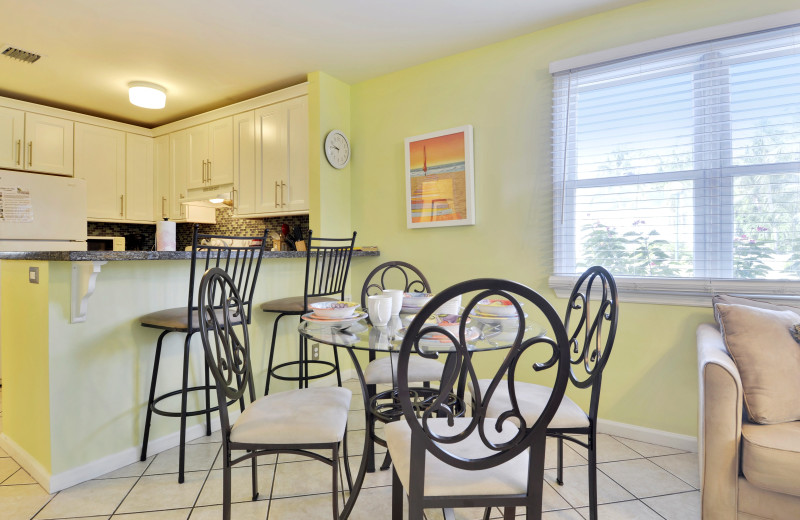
[0,169,87,251]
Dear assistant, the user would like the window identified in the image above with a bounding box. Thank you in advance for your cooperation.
[553,25,800,291]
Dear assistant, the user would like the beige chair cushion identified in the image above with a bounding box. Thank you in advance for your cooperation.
[261,296,337,314]
[230,386,351,445]
[715,303,800,424]
[364,355,444,385]
[742,421,800,497]
[471,379,589,430]
[140,307,240,331]
[385,417,531,497]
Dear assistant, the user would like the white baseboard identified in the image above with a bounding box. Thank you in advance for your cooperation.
[2,413,236,493]
[0,433,52,492]
[597,418,697,452]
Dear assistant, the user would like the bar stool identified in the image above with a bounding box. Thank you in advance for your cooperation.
[139,225,267,483]
[262,230,357,395]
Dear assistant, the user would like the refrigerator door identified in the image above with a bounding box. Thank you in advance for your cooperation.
[0,169,87,246]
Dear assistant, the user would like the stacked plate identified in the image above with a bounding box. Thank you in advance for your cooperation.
[401,292,434,313]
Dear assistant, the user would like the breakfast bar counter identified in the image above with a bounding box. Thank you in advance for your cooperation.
[0,249,379,493]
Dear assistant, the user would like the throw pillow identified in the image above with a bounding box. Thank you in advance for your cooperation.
[715,303,800,424]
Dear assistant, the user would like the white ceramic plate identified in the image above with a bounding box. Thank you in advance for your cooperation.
[301,310,367,324]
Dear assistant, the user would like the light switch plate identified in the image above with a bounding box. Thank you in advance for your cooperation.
[29,266,39,284]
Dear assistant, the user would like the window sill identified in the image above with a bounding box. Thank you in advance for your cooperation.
[548,275,800,307]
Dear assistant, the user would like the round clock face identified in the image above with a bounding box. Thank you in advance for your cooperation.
[325,130,350,169]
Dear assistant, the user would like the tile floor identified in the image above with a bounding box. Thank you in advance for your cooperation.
[0,382,701,519]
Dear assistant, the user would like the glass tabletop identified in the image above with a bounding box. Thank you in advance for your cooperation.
[298,311,547,353]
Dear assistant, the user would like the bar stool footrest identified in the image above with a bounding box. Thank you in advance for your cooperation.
[150,385,235,418]
[270,359,337,383]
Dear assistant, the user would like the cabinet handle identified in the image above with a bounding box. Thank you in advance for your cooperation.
[274,181,279,207]
[28,142,32,166]
[120,195,124,216]
[16,139,21,165]
[202,160,206,183]
[207,159,211,182]
[231,187,237,208]
[161,196,167,218]
[281,181,287,207]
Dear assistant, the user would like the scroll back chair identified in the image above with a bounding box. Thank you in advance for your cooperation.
[198,267,352,520]
[359,261,445,472]
[139,225,267,483]
[385,278,570,520]
[262,231,357,395]
[472,266,618,520]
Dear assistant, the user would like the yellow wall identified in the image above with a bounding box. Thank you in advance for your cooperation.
[0,261,51,471]
[347,0,800,436]
[308,71,353,238]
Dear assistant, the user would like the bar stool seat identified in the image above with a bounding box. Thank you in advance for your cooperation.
[141,307,238,331]
[260,295,337,314]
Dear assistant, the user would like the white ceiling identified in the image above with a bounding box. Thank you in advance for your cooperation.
[0,0,644,128]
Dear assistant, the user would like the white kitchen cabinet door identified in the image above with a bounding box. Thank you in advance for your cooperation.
[170,129,189,220]
[125,134,155,223]
[25,112,74,176]
[186,124,208,190]
[254,103,286,214]
[283,97,309,213]
[208,117,233,186]
[254,96,309,215]
[74,123,125,220]
[0,107,24,169]
[153,134,170,220]
[233,111,256,216]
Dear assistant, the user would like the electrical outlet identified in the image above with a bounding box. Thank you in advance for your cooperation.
[29,266,39,284]
[312,343,320,360]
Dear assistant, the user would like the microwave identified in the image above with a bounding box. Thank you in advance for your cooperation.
[87,236,125,251]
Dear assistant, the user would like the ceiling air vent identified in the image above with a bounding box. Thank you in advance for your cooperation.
[2,46,41,64]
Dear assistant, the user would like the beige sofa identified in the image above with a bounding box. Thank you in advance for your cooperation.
[697,323,800,519]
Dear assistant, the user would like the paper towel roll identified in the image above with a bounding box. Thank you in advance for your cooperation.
[156,220,176,251]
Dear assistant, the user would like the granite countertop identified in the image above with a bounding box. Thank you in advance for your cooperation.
[0,249,379,261]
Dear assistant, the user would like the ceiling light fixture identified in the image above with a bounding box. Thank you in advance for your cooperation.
[128,81,166,109]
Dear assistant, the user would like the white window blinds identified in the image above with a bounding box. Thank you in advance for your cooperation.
[553,25,800,280]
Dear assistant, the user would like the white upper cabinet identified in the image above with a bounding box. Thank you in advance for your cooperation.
[185,117,233,189]
[125,133,154,223]
[74,123,125,220]
[170,129,190,220]
[153,134,171,220]
[0,107,24,169]
[0,107,74,176]
[251,96,309,215]
[232,111,256,216]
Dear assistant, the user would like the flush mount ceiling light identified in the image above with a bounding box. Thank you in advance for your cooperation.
[128,81,166,109]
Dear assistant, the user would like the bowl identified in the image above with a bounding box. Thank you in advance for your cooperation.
[309,301,359,319]
[476,298,521,317]
[402,292,435,309]
[434,314,471,332]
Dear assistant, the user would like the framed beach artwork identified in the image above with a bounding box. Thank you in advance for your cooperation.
[404,125,475,229]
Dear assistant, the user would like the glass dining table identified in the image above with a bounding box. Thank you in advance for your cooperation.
[298,311,546,519]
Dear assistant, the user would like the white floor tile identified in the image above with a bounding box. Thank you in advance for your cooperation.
[649,452,700,489]
[144,443,220,476]
[35,477,138,519]
[545,466,634,508]
[0,457,22,483]
[189,500,269,519]
[576,499,663,519]
[3,469,37,486]
[0,484,54,520]
[272,459,340,498]
[599,459,692,499]
[642,490,701,520]
[112,510,189,520]
[116,472,206,514]
[613,436,685,458]
[195,465,273,506]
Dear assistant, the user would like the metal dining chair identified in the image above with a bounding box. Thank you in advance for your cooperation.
[471,266,619,520]
[198,267,352,520]
[359,260,446,472]
[385,278,570,520]
[262,231,357,395]
[139,225,267,483]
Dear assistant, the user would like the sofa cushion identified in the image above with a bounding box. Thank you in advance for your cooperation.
[742,421,800,497]
[715,303,800,424]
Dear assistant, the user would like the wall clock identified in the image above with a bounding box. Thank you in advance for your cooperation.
[324,129,351,169]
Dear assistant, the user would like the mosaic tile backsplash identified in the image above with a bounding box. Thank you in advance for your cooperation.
[87,208,309,251]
